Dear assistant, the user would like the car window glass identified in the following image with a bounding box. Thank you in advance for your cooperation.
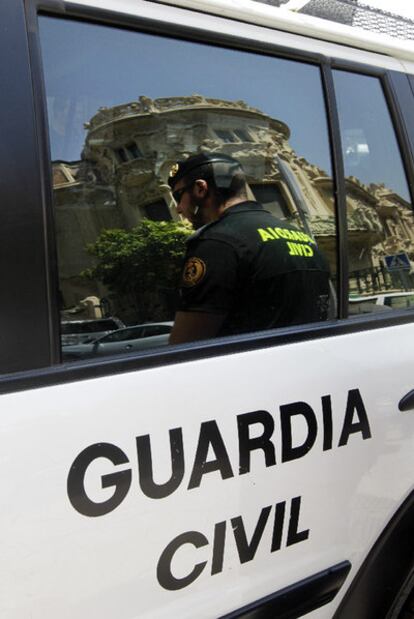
[61,319,119,334]
[386,296,409,309]
[39,16,337,359]
[101,327,143,343]
[384,293,414,309]
[143,325,172,337]
[348,298,379,315]
[333,70,414,316]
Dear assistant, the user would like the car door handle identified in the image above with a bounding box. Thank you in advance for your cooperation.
[398,390,414,412]
[125,344,132,349]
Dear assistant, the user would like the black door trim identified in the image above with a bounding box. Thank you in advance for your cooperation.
[0,0,51,374]
[220,561,351,619]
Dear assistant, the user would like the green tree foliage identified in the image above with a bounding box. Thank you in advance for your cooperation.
[84,219,191,322]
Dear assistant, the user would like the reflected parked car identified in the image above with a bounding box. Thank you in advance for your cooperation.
[62,322,173,361]
[61,317,125,346]
[349,291,414,314]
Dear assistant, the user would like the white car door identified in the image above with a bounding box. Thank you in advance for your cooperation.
[2,1,414,617]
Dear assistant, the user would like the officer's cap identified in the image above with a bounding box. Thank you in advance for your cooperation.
[168,153,243,189]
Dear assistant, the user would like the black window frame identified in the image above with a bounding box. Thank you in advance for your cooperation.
[1,0,414,394]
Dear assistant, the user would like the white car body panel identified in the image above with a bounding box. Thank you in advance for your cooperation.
[67,0,413,70]
[1,323,413,617]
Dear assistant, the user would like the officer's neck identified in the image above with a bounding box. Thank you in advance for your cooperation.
[217,196,247,218]
[199,195,247,227]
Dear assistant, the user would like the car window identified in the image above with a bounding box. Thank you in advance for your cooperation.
[39,16,336,358]
[101,327,144,343]
[348,299,378,315]
[142,325,172,337]
[61,320,119,334]
[384,294,414,309]
[333,70,414,315]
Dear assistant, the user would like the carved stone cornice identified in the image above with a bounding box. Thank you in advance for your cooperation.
[85,95,290,137]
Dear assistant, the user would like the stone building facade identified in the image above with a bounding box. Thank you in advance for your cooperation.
[52,94,414,312]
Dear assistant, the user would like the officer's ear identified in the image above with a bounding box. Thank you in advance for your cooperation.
[193,178,209,198]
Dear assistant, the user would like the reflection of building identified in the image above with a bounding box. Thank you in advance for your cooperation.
[53,158,123,306]
[53,93,414,307]
[346,177,414,293]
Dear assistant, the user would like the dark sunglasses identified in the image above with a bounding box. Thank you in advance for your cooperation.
[172,182,194,203]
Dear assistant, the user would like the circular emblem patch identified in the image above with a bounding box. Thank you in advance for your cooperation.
[182,257,206,287]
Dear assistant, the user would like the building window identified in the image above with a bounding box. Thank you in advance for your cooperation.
[116,147,128,163]
[234,128,253,142]
[125,142,142,159]
[215,129,236,143]
[250,184,290,219]
[115,142,142,162]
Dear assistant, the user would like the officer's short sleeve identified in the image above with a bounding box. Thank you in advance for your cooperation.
[178,238,239,314]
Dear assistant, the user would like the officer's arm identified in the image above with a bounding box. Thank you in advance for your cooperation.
[169,311,226,344]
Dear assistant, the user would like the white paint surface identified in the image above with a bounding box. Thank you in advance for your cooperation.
[1,323,414,617]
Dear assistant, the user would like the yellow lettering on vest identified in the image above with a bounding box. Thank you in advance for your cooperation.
[258,228,275,242]
[304,244,314,257]
[275,227,288,239]
[286,240,315,257]
[266,227,278,239]
[272,227,281,239]
[288,242,296,255]
[296,243,305,256]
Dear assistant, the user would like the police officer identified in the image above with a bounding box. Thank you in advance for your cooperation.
[168,153,330,344]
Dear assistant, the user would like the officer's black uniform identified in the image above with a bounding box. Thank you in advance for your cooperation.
[177,201,330,336]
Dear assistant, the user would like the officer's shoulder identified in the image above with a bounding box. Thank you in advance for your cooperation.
[188,223,242,254]
[193,217,231,240]
[186,221,217,244]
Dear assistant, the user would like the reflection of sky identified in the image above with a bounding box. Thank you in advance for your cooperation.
[334,70,410,201]
[39,16,332,174]
[39,16,411,202]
